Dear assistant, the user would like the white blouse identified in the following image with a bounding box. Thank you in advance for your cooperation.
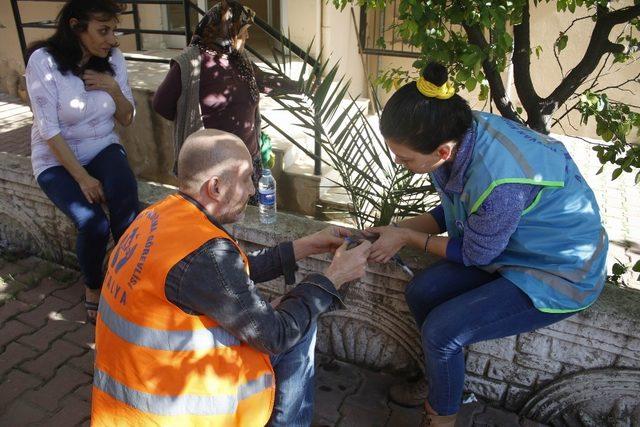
[25,47,135,178]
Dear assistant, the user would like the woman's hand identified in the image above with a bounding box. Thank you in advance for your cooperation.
[77,173,105,204]
[294,226,353,260]
[82,70,120,96]
[83,70,134,126]
[365,225,408,263]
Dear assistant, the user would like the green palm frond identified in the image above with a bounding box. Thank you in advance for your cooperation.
[260,39,438,227]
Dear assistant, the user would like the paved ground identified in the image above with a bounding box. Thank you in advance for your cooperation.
[0,252,547,426]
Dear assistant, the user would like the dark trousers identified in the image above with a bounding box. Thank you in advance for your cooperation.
[406,260,574,415]
[37,144,139,289]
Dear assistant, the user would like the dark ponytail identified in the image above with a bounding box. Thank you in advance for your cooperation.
[27,0,124,76]
[380,62,472,154]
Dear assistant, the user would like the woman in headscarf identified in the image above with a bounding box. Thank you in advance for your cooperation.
[153,0,297,193]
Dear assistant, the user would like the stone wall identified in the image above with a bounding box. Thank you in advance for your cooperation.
[465,296,640,422]
[1,150,639,424]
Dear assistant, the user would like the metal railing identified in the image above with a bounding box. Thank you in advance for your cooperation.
[10,0,206,64]
[358,2,419,58]
[10,0,323,175]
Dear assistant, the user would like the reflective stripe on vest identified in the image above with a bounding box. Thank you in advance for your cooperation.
[99,295,240,351]
[497,227,608,304]
[476,114,535,178]
[94,368,274,416]
[505,267,605,304]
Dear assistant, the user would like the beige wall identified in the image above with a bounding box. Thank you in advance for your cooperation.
[137,4,164,49]
[283,0,319,56]
[283,1,368,97]
[321,4,368,97]
[0,0,63,96]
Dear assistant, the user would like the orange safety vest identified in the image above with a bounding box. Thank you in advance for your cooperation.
[91,194,275,426]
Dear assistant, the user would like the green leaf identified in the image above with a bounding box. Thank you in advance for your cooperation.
[465,77,478,92]
[612,262,626,276]
[534,45,543,59]
[633,260,640,273]
[457,68,471,82]
[479,84,489,101]
[556,34,568,52]
[612,167,623,180]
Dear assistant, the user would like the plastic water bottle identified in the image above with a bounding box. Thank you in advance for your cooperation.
[258,169,277,224]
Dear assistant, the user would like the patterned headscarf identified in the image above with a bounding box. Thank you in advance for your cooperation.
[191,1,259,102]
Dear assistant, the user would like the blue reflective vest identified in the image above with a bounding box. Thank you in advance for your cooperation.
[431,112,608,313]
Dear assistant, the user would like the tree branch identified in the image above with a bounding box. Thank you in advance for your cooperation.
[593,71,640,93]
[544,4,640,117]
[553,15,593,77]
[462,23,521,123]
[512,0,544,130]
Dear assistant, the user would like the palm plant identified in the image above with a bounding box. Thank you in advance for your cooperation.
[255,41,438,228]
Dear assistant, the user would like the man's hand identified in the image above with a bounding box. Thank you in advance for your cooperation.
[293,226,353,260]
[82,70,120,96]
[323,240,371,289]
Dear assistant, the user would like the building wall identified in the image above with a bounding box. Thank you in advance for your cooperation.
[320,4,368,97]
[282,0,319,57]
[0,0,60,96]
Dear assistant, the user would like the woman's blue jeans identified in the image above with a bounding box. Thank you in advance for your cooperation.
[37,144,139,289]
[406,260,574,416]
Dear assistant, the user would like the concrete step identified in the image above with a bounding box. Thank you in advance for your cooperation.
[259,83,372,217]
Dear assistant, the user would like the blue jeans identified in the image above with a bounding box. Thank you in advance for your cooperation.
[268,324,317,427]
[37,144,139,289]
[406,261,574,416]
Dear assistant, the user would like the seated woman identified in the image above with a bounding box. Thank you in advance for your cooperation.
[153,0,298,194]
[26,0,139,324]
[367,63,608,426]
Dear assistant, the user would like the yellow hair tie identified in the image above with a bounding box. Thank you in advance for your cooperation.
[416,76,456,100]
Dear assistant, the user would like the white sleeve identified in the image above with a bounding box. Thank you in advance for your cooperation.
[25,49,61,140]
[109,48,135,107]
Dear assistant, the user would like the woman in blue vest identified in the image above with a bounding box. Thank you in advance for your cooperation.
[367,63,608,426]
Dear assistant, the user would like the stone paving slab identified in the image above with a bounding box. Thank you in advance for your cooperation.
[0,252,547,426]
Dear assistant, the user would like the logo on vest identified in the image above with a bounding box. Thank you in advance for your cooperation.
[105,210,160,306]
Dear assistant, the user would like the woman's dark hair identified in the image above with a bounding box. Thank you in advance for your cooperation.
[380,62,473,154]
[26,0,124,76]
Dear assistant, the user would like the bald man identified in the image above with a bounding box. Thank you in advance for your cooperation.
[92,129,371,427]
